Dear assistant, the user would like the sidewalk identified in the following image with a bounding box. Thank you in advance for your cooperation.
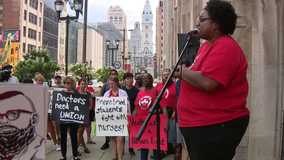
[45,132,174,160]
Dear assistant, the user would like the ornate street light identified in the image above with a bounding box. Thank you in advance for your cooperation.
[54,0,82,75]
[106,39,119,67]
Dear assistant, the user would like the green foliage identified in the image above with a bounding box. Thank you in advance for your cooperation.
[13,49,60,82]
[94,67,125,83]
[68,61,95,81]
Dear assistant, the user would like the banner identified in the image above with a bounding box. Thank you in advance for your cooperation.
[95,97,128,136]
[128,115,168,150]
[52,91,90,125]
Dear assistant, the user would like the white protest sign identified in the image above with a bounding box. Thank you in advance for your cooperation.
[95,97,128,136]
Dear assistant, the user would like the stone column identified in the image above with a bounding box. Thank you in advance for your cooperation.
[248,0,284,159]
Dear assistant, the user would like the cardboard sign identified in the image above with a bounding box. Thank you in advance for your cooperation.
[0,84,49,160]
[95,97,128,136]
[52,91,90,125]
[128,115,168,150]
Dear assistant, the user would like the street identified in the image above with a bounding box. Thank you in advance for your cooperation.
[45,131,174,160]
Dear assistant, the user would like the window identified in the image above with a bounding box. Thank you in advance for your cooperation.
[28,28,37,40]
[25,0,27,4]
[146,33,148,38]
[29,12,37,25]
[38,32,41,41]
[110,16,113,22]
[28,44,36,51]
[40,2,42,12]
[0,0,3,4]
[114,16,117,22]
[60,38,64,45]
[24,10,27,20]
[29,0,38,10]
[119,16,122,22]
[0,26,2,33]
[23,43,26,53]
[39,17,41,26]
[23,26,26,37]
[0,10,2,20]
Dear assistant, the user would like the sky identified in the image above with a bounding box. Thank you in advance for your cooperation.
[67,0,160,38]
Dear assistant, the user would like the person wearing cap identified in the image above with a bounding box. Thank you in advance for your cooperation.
[1,63,19,83]
[54,75,64,88]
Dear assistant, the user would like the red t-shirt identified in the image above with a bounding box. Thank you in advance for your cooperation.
[76,86,95,110]
[177,35,250,127]
[155,82,176,118]
[75,86,95,93]
[135,89,167,117]
[109,90,119,97]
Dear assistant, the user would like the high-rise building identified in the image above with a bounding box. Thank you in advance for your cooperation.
[139,0,154,71]
[107,5,128,69]
[0,0,44,67]
[129,21,142,74]
[43,0,59,63]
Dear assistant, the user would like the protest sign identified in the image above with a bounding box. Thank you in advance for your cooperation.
[128,115,168,150]
[95,97,128,136]
[52,91,90,125]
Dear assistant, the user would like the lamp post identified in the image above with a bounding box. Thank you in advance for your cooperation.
[106,39,120,67]
[121,52,130,72]
[54,0,82,76]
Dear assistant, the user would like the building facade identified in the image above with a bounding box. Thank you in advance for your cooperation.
[43,0,58,63]
[129,21,142,74]
[107,5,128,69]
[162,0,284,159]
[77,28,103,70]
[0,0,44,67]
[156,0,163,77]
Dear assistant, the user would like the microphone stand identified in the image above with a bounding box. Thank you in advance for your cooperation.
[136,34,194,160]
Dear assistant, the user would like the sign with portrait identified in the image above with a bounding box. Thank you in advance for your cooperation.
[95,97,128,136]
[51,91,90,125]
[128,115,168,150]
[0,84,49,160]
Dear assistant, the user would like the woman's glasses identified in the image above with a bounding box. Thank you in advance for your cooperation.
[63,82,71,84]
[196,17,213,25]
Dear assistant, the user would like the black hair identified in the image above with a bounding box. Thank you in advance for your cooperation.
[141,70,147,73]
[179,58,191,67]
[110,69,118,75]
[22,78,34,84]
[78,78,87,86]
[123,72,134,80]
[204,0,237,35]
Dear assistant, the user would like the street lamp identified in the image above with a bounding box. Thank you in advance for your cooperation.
[54,0,82,76]
[122,52,130,72]
[106,39,119,67]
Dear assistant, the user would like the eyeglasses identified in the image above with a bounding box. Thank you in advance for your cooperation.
[63,82,71,84]
[196,17,213,25]
[0,109,32,121]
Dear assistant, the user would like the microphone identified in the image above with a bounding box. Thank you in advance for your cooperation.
[187,28,200,35]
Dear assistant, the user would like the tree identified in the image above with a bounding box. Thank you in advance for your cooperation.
[68,61,95,81]
[13,49,60,82]
[94,67,125,83]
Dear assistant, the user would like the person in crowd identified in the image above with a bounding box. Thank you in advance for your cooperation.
[54,75,64,88]
[75,77,96,145]
[34,73,61,151]
[133,73,169,160]
[100,69,119,150]
[174,58,191,160]
[103,76,131,160]
[140,70,147,77]
[0,63,19,83]
[135,75,144,90]
[22,78,34,84]
[76,79,93,154]
[53,75,64,145]
[173,1,250,159]
[60,76,80,160]
[155,69,178,159]
[121,73,140,156]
